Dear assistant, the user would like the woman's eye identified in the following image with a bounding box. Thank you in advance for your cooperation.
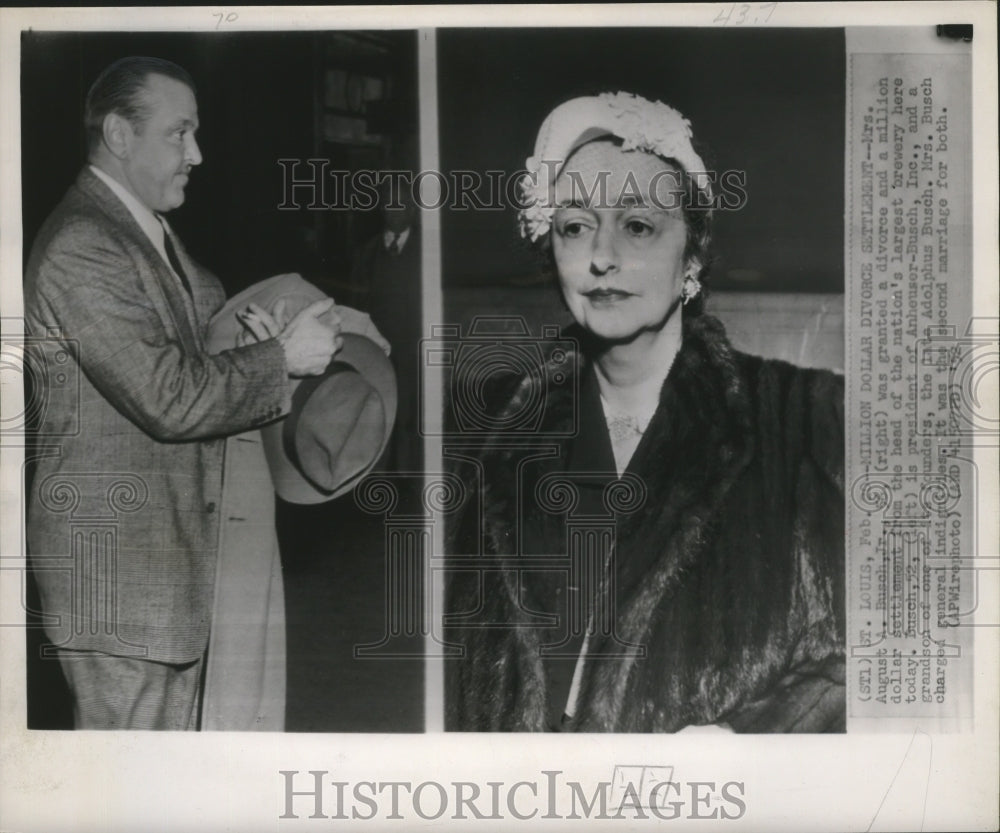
[559,220,589,238]
[624,218,653,236]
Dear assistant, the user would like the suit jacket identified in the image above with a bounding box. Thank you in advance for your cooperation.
[24,167,291,664]
[446,314,846,732]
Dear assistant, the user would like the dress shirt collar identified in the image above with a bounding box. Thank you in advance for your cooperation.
[89,164,171,262]
[382,227,411,252]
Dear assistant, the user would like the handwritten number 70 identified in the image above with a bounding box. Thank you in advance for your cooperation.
[213,11,239,28]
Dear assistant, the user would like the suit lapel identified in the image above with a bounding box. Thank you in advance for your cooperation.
[160,223,210,347]
[75,169,202,351]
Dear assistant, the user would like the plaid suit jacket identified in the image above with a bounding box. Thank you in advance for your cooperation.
[24,167,291,663]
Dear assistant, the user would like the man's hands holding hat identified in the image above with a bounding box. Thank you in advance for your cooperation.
[238,293,391,377]
[213,274,397,504]
[239,298,341,377]
[278,298,345,377]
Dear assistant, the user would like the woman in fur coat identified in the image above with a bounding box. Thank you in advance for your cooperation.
[445,92,845,733]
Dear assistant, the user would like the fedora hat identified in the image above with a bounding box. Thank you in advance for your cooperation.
[207,273,396,504]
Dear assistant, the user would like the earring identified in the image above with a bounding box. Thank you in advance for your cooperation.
[681,273,702,305]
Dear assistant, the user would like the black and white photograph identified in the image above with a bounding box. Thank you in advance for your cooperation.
[437,27,848,734]
[0,4,996,832]
[18,29,424,733]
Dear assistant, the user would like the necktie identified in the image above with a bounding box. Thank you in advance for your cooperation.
[158,217,193,297]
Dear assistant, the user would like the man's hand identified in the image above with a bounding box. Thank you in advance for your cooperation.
[236,302,282,345]
[334,305,391,356]
[236,297,366,376]
[273,298,341,377]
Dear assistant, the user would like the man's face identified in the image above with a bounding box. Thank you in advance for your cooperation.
[120,74,202,213]
[382,183,416,234]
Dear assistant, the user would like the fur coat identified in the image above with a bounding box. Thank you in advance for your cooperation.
[446,314,845,733]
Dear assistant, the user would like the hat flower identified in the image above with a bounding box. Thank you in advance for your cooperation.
[517,92,709,242]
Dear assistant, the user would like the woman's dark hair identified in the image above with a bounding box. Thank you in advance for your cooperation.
[84,56,196,155]
[672,149,714,317]
[531,135,714,317]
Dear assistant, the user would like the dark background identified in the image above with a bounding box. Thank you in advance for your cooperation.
[21,30,418,296]
[21,30,422,732]
[438,27,845,293]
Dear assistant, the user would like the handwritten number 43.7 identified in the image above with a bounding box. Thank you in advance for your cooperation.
[714,2,777,25]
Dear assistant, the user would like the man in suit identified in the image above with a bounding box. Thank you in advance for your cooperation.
[24,56,340,730]
[350,177,422,472]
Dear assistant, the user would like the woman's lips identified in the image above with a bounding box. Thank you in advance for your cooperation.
[584,288,633,305]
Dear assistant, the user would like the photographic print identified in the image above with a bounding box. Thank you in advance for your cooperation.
[0,5,996,832]
[436,26,849,735]
[18,29,423,733]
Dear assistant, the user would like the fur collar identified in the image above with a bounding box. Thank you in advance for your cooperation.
[470,314,760,730]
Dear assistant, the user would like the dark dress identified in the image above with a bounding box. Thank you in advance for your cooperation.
[446,313,846,732]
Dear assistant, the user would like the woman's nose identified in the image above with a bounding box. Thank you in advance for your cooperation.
[590,225,619,275]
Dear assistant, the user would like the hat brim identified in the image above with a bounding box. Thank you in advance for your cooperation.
[262,332,397,504]
[207,274,397,504]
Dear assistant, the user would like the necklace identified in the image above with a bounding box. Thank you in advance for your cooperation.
[600,395,656,444]
[605,412,650,443]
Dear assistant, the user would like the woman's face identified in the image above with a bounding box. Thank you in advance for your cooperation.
[551,140,689,343]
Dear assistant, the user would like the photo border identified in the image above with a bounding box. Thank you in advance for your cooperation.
[1,4,996,831]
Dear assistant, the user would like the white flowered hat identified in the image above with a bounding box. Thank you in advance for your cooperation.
[517,92,712,242]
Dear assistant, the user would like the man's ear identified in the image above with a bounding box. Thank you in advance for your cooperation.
[102,113,131,160]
